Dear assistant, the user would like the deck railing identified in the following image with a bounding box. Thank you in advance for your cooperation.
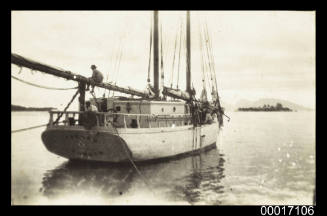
[48,111,192,129]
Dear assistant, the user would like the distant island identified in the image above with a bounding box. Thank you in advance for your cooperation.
[12,104,56,112]
[234,98,312,112]
[238,103,292,112]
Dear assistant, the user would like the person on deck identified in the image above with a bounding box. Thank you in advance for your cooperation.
[86,65,104,93]
[205,111,213,124]
[85,101,98,112]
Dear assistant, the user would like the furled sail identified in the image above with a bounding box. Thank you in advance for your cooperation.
[162,86,191,101]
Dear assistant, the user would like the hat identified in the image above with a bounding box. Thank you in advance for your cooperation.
[91,65,96,69]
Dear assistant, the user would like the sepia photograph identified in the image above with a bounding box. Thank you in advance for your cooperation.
[11,10,315,205]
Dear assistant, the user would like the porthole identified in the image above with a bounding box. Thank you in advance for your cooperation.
[161,108,164,112]
[173,107,176,112]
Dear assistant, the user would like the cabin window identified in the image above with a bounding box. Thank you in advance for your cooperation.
[161,108,164,112]
[173,107,176,112]
[130,119,138,128]
[116,106,121,112]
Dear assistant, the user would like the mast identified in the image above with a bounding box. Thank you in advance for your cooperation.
[153,10,159,98]
[186,11,191,93]
[161,11,193,102]
[78,82,86,111]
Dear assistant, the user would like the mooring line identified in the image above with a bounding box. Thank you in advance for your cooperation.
[11,120,65,133]
[11,123,48,133]
[112,126,155,195]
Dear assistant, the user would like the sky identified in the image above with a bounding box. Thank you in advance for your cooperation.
[11,11,315,110]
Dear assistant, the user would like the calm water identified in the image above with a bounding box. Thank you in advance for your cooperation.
[11,111,315,205]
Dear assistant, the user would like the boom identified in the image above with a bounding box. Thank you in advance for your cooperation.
[11,53,154,99]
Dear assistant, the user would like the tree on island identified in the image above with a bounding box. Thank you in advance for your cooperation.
[276,103,283,109]
[237,102,292,112]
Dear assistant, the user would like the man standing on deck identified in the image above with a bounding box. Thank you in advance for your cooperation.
[86,65,104,93]
[85,101,98,112]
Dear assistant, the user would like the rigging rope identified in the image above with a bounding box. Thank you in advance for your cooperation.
[200,22,215,99]
[104,34,124,97]
[113,39,122,80]
[200,26,212,93]
[202,24,214,87]
[170,29,178,88]
[11,121,64,133]
[198,21,212,94]
[203,21,219,98]
[53,89,80,124]
[11,75,78,90]
[116,46,123,79]
[198,22,206,90]
[203,20,224,125]
[113,36,124,87]
[12,123,49,133]
[103,48,115,97]
[177,21,183,90]
[205,22,219,95]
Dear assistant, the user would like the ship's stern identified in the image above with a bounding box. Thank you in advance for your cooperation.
[41,127,132,163]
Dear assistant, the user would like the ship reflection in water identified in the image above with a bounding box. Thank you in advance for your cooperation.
[40,148,225,205]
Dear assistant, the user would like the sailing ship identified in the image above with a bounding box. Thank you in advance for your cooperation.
[11,11,226,163]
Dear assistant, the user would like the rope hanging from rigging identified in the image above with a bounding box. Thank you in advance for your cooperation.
[11,75,78,90]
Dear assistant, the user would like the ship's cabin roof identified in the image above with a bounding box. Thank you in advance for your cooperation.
[88,96,189,115]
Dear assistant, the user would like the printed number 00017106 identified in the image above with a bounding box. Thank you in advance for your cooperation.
[260,206,315,216]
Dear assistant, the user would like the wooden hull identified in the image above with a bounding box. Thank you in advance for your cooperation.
[41,123,221,163]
